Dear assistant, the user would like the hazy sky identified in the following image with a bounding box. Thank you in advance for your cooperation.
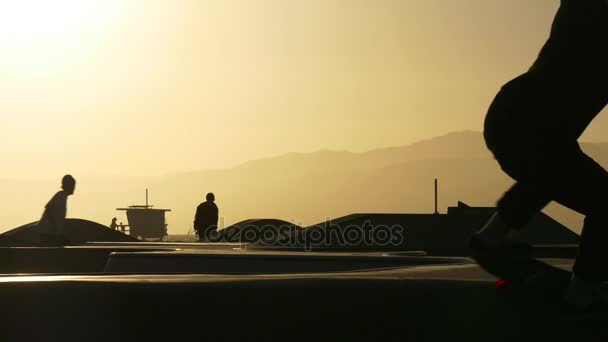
[1,0,607,179]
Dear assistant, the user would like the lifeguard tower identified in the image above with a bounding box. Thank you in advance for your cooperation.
[117,190,171,240]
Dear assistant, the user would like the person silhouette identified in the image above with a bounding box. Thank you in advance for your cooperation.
[38,175,76,241]
[194,193,219,242]
[110,217,118,230]
[471,0,607,309]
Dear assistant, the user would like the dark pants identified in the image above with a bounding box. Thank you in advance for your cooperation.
[485,75,608,281]
[195,225,218,241]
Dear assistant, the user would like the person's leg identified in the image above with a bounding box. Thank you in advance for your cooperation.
[564,215,608,307]
[555,156,608,289]
[200,225,213,242]
[522,146,608,306]
[474,180,551,247]
[475,74,557,246]
[208,228,219,242]
[574,216,608,282]
[476,139,608,249]
[502,143,608,306]
[529,146,608,283]
[477,74,607,258]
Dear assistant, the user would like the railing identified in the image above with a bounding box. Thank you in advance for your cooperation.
[110,224,130,235]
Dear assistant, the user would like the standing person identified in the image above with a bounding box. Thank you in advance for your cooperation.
[194,193,219,241]
[471,0,607,309]
[110,217,118,230]
[39,175,76,242]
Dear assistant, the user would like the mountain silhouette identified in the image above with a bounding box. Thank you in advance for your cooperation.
[153,130,596,234]
[2,131,604,234]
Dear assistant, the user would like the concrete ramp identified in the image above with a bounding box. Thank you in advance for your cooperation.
[2,219,139,246]
[104,251,468,274]
[0,234,31,247]
[0,258,595,342]
[219,218,303,243]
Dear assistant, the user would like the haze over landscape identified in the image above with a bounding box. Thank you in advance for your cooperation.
[2,130,603,234]
[1,0,606,233]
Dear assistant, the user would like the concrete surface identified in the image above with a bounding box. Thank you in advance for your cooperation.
[0,243,601,342]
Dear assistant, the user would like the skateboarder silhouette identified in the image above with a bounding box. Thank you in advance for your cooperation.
[38,175,76,244]
[471,0,608,309]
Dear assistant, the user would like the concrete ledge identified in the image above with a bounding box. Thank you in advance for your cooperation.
[0,246,177,274]
[103,250,471,274]
[0,268,599,341]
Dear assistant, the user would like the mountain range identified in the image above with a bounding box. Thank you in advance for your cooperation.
[4,130,603,234]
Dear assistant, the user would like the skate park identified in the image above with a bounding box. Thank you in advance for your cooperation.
[0,202,597,341]
[1,0,607,340]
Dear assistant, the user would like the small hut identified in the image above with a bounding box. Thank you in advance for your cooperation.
[117,190,171,240]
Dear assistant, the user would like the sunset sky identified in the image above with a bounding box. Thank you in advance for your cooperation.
[1,0,607,179]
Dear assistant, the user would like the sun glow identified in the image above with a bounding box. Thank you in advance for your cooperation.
[0,1,110,41]
[0,0,120,75]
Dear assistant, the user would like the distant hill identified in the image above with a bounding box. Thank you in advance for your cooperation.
[231,130,491,172]
[151,130,596,234]
[2,130,603,234]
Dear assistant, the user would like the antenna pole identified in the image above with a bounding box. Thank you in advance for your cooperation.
[146,189,149,208]
[434,179,439,215]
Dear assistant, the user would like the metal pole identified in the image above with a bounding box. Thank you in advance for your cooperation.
[146,189,149,207]
[434,179,439,214]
